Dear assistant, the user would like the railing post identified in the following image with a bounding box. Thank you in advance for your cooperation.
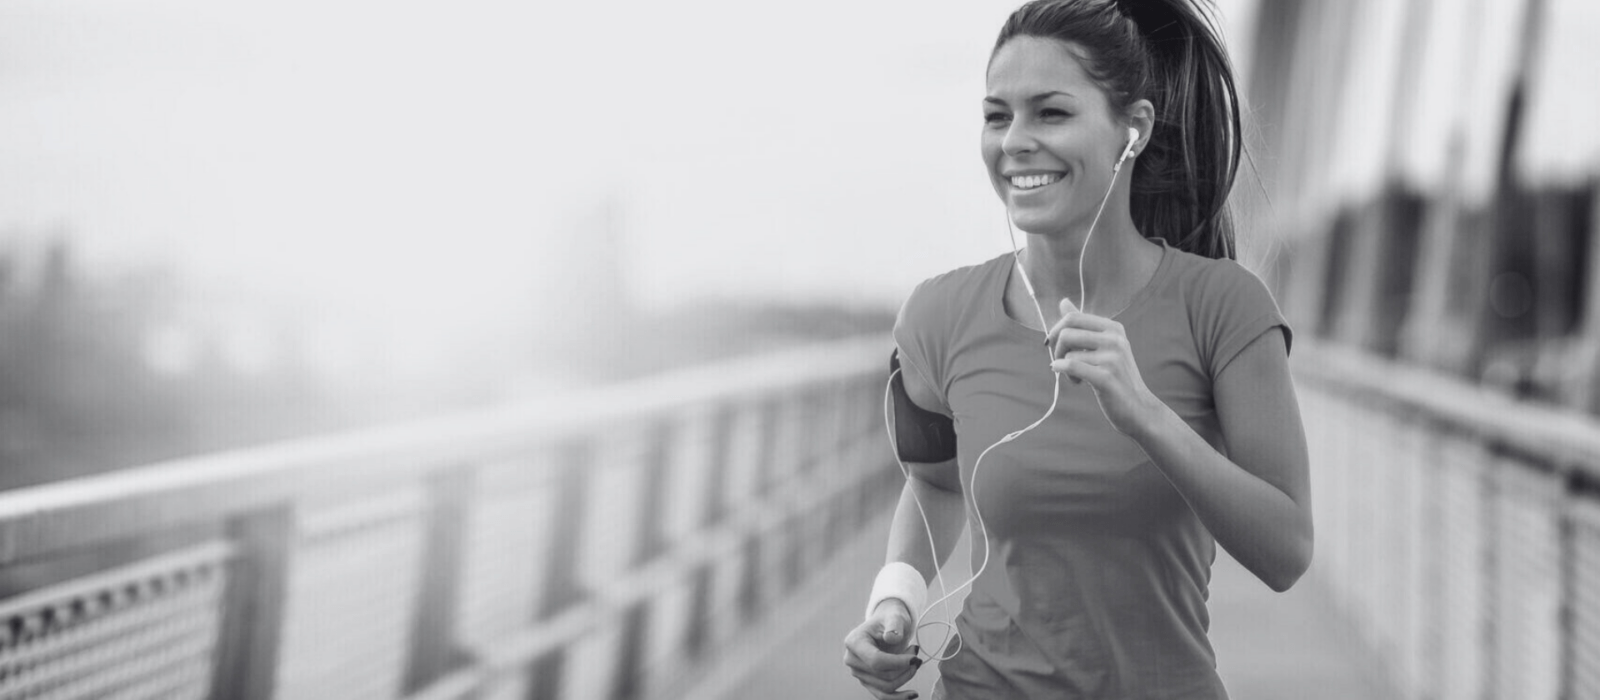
[271,483,430,700]
[1396,413,1441,700]
[405,467,472,693]
[633,423,674,565]
[629,419,693,697]
[1436,430,1492,700]
[530,440,593,700]
[754,397,783,499]
[568,423,664,700]
[213,506,293,700]
[713,401,763,648]
[702,405,736,528]
[1488,449,1563,700]
[1564,490,1600,699]
[644,402,721,687]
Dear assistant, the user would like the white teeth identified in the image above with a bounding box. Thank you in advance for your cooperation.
[1009,173,1063,190]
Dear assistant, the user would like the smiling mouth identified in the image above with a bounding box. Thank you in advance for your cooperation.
[1009,173,1064,190]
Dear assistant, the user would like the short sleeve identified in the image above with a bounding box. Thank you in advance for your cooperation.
[1196,260,1293,380]
[892,279,953,416]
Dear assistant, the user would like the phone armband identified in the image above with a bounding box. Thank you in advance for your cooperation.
[889,350,957,463]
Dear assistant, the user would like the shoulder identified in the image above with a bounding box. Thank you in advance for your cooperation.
[1161,245,1271,301]
[1156,245,1292,371]
[1159,247,1282,325]
[893,254,1009,410]
[896,254,1009,330]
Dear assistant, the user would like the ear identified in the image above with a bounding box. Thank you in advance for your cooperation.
[1125,99,1155,155]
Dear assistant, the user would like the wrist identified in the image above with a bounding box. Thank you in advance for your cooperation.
[872,598,911,619]
[1128,392,1178,444]
[865,562,927,627]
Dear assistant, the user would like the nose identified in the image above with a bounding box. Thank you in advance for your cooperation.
[1001,120,1038,157]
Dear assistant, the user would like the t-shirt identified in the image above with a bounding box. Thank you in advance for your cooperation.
[893,238,1291,700]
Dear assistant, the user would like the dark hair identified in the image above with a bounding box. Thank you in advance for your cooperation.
[992,0,1242,260]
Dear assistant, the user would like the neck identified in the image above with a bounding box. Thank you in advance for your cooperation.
[1014,204,1147,317]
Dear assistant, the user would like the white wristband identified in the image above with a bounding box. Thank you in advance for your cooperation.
[865,562,927,627]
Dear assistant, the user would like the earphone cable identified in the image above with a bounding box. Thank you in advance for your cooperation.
[884,145,1127,662]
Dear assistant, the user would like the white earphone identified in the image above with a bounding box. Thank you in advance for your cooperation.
[1115,126,1140,170]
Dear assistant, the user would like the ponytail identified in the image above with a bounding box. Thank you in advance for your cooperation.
[994,0,1243,260]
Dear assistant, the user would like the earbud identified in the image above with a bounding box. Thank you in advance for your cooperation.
[1115,127,1140,169]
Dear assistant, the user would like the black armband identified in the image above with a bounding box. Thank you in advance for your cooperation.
[889,349,957,462]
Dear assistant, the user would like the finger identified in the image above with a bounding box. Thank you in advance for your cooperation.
[845,629,917,675]
[1053,309,1122,337]
[887,656,923,686]
[844,648,903,678]
[1044,316,1078,352]
[852,671,899,694]
[1055,355,1113,386]
[1046,309,1120,348]
[857,679,921,700]
[843,642,881,675]
[870,619,917,670]
[868,647,918,675]
[1048,328,1109,359]
[1044,305,1079,343]
[843,628,882,671]
[850,654,921,694]
[853,667,918,696]
[1053,349,1118,371]
[873,610,913,653]
[1050,357,1081,385]
[1043,296,1080,342]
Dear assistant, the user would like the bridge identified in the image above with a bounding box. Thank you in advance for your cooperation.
[4,0,1600,697]
[0,336,1597,699]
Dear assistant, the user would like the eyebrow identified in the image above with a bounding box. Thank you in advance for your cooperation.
[983,90,1076,106]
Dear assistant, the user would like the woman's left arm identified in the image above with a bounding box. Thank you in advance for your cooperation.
[1051,311,1313,592]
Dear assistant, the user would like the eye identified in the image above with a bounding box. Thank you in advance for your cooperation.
[984,111,1011,126]
[1040,108,1072,121]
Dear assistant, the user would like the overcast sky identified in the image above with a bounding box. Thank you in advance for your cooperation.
[0,0,1255,328]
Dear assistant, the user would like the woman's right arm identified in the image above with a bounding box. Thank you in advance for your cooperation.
[843,360,966,700]
[884,460,965,593]
[887,356,966,576]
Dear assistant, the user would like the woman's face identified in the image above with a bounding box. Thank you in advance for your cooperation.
[983,37,1127,236]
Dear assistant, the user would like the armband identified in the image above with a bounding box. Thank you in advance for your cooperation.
[890,350,957,463]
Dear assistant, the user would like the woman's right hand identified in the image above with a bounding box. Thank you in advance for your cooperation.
[842,599,923,699]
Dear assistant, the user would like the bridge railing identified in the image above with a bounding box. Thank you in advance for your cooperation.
[1296,341,1600,700]
[0,337,900,700]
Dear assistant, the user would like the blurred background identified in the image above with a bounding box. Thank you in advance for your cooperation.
[0,0,1596,699]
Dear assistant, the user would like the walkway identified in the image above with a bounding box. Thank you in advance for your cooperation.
[682,513,1402,700]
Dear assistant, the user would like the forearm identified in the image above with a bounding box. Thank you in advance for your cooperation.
[885,476,967,585]
[1131,403,1312,591]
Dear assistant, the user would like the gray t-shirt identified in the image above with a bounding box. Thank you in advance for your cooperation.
[893,238,1291,700]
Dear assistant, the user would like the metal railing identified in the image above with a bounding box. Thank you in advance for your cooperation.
[12,331,1593,700]
[0,337,900,700]
[1295,340,1600,700]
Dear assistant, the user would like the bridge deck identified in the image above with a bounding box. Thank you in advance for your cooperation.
[689,512,1402,700]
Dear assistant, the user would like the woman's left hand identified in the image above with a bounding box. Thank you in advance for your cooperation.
[1045,298,1163,437]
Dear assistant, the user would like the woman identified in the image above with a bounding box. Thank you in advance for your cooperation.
[842,1,1312,698]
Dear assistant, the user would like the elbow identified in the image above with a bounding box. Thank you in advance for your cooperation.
[1265,532,1314,593]
[1265,567,1303,594]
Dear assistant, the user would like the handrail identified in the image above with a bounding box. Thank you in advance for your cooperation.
[1292,341,1600,473]
[1293,338,1600,699]
[0,336,888,564]
[0,335,901,700]
[30,333,1598,700]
